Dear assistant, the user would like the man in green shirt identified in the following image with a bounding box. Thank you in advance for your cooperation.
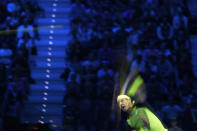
[117,95,168,131]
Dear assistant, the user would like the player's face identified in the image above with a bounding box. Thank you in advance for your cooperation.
[119,98,132,112]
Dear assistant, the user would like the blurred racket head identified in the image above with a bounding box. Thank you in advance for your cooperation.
[111,49,147,127]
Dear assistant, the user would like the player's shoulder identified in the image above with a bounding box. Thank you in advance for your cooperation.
[136,107,147,114]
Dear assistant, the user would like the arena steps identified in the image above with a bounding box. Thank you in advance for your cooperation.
[37,50,66,57]
[35,39,70,47]
[29,87,65,97]
[38,35,72,43]
[34,61,66,68]
[28,95,64,104]
[34,79,66,86]
[37,28,70,36]
[36,18,70,26]
[32,65,65,73]
[23,0,71,130]
[31,72,64,79]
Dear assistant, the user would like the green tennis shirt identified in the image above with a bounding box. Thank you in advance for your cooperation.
[127,107,168,131]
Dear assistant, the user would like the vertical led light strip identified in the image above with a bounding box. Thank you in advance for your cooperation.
[39,0,58,127]
[50,0,57,128]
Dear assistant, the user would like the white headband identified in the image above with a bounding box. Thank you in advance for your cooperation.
[117,95,130,103]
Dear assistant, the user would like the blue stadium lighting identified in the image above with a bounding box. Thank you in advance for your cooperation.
[43,97,48,101]
[44,81,49,84]
[47,58,51,62]
[44,86,49,89]
[47,63,51,67]
[48,52,52,56]
[49,36,53,39]
[50,25,55,29]
[49,41,53,45]
[48,47,52,50]
[46,69,50,73]
[52,19,55,23]
[53,8,56,12]
[46,74,50,78]
[39,0,57,127]
[42,109,46,112]
[52,14,56,18]
[50,30,54,34]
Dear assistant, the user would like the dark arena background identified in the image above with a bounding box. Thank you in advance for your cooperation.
[0,0,197,131]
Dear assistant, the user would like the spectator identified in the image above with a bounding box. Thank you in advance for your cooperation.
[157,18,174,41]
[161,97,184,126]
[158,55,174,79]
[2,77,21,131]
[17,18,35,41]
[129,54,146,73]
[168,118,183,131]
[0,42,13,64]
[172,7,188,31]
[17,32,32,49]
[64,73,80,106]
[81,52,99,71]
[0,63,7,103]
[68,0,195,129]
[97,61,114,80]
[7,1,18,14]
[0,1,40,130]
[97,42,113,61]
[182,97,197,131]
[60,67,71,81]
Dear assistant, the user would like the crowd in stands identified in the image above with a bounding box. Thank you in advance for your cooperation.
[0,0,42,130]
[61,0,197,130]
